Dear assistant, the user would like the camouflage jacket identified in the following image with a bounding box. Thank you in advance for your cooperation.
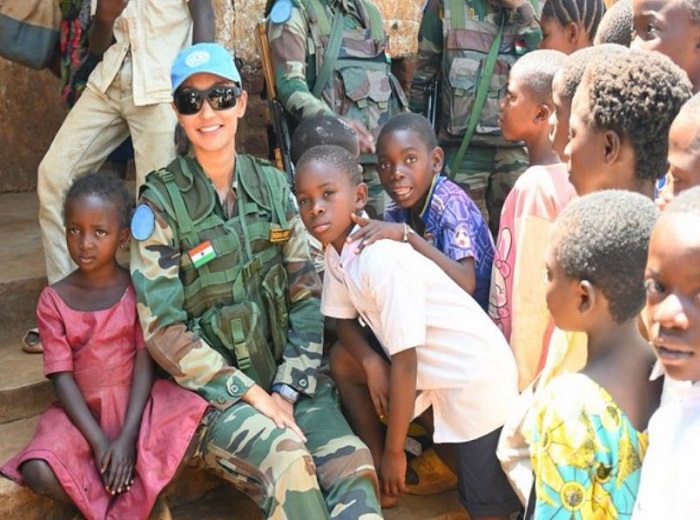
[267,0,406,135]
[410,0,541,146]
[130,154,323,410]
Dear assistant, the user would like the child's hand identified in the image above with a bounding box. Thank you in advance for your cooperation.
[100,435,136,495]
[242,385,307,443]
[380,448,407,498]
[363,355,390,418]
[347,214,406,253]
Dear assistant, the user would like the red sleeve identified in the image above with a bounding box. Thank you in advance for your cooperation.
[37,288,74,376]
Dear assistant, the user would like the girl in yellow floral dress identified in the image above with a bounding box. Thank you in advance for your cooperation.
[526,191,662,519]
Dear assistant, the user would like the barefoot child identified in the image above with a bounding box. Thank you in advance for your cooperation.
[489,48,572,390]
[0,173,208,520]
[634,186,700,518]
[345,112,495,495]
[527,190,661,518]
[295,144,520,519]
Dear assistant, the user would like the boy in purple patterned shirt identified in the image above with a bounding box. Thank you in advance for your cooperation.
[349,113,494,310]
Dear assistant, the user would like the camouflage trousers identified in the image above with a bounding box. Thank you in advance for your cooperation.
[362,164,386,220]
[444,144,528,236]
[194,376,382,520]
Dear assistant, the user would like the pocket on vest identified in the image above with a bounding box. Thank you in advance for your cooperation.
[261,263,289,361]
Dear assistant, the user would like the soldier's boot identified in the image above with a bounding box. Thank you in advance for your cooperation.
[405,448,458,496]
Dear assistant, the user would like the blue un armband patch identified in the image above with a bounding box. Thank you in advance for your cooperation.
[131,204,156,241]
[270,0,293,23]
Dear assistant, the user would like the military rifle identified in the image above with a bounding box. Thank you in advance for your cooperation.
[255,22,296,190]
[425,75,440,133]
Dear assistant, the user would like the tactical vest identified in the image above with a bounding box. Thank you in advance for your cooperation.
[300,0,407,137]
[144,154,292,390]
[441,0,529,147]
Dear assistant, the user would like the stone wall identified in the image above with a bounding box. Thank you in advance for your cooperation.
[0,0,424,193]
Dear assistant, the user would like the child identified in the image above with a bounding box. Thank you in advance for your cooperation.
[634,186,700,518]
[594,0,633,46]
[566,49,692,197]
[631,0,700,92]
[539,0,606,54]
[291,115,362,276]
[549,43,627,162]
[527,190,660,518]
[489,49,573,390]
[349,113,494,310]
[0,173,208,520]
[666,93,700,198]
[295,144,520,519]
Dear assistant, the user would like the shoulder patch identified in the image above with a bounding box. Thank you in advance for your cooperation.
[131,204,156,241]
[270,0,293,24]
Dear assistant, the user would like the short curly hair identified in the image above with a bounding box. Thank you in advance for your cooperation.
[553,190,658,323]
[593,0,633,46]
[665,184,700,218]
[296,144,363,185]
[580,49,693,182]
[509,49,567,104]
[675,93,700,153]
[555,44,627,102]
[63,171,133,229]
[377,112,438,152]
[541,0,606,43]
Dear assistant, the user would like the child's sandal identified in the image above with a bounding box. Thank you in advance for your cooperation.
[22,328,43,354]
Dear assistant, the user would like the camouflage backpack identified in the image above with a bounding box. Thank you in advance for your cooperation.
[286,0,407,137]
[441,0,541,149]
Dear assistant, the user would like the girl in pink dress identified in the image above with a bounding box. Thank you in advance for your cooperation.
[1,172,209,520]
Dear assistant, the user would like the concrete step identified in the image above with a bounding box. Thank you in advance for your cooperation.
[0,192,46,334]
[0,334,54,424]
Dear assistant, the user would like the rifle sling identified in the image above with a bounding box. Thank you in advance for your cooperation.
[311,9,345,98]
[448,12,505,176]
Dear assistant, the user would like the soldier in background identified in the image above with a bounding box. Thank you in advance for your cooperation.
[130,43,382,519]
[410,0,541,234]
[266,0,407,218]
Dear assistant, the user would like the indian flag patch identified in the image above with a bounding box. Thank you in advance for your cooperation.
[189,240,217,268]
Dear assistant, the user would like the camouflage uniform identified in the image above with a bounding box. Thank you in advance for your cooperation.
[130,153,381,519]
[267,0,407,218]
[410,0,541,234]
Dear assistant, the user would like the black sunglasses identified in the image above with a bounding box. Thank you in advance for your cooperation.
[174,84,241,115]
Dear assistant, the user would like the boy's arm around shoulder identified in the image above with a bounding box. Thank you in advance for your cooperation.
[130,190,257,411]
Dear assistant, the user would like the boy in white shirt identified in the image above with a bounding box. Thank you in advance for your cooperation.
[294,144,520,519]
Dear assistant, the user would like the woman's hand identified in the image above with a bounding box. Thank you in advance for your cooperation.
[242,385,307,443]
[380,448,407,498]
[100,434,136,495]
[347,214,406,252]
